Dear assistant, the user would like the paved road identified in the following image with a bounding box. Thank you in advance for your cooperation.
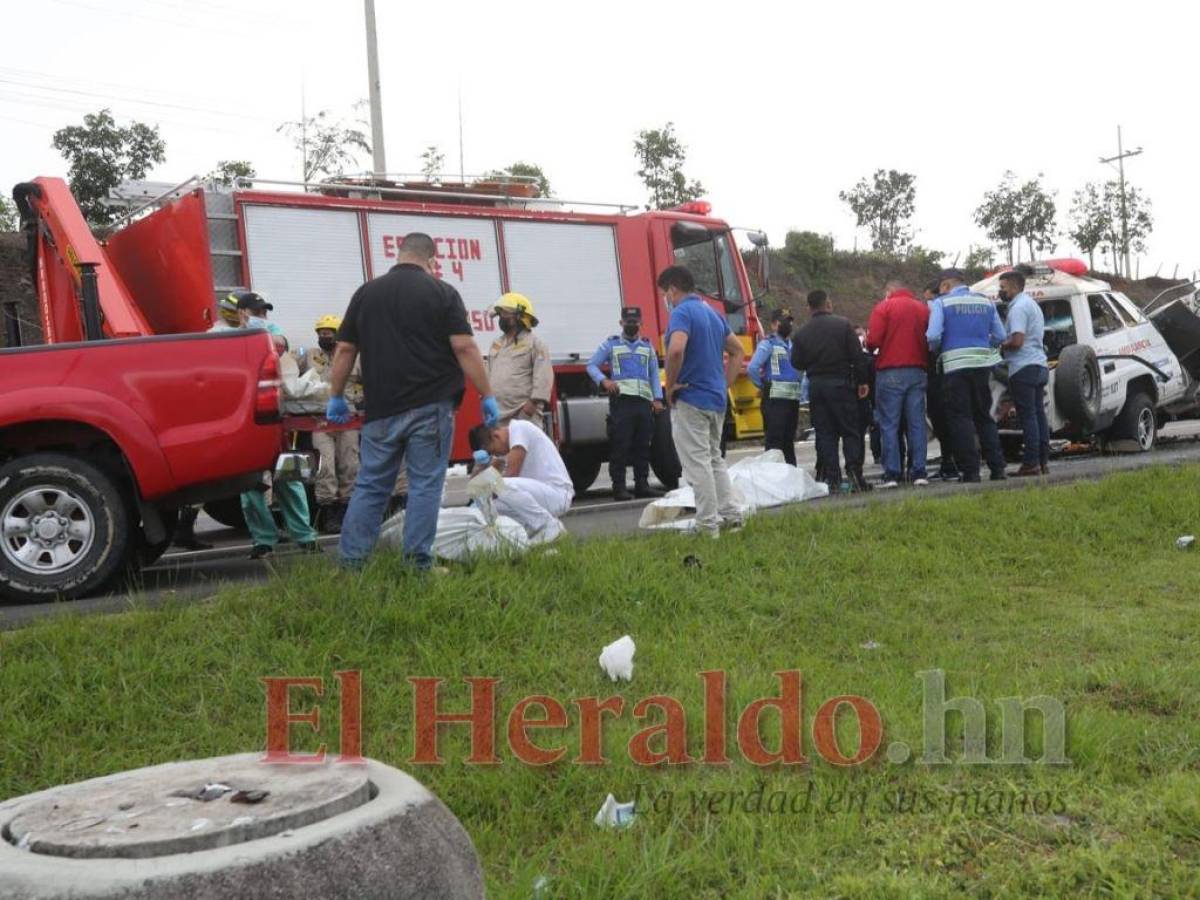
[4,424,1199,630]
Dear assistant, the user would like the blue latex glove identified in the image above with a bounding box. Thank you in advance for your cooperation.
[472,449,492,467]
[326,395,352,424]
[481,395,500,428]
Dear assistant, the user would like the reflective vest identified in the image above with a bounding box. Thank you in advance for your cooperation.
[938,288,1002,373]
[608,337,657,401]
[765,336,802,400]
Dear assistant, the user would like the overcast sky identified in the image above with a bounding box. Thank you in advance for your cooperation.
[3,0,1196,282]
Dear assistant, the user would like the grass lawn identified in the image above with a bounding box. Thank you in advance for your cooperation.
[3,465,1199,898]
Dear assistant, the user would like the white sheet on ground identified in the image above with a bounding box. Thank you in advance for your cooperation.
[380,506,529,560]
[638,450,829,530]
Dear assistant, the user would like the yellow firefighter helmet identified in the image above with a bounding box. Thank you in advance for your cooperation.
[314,314,342,332]
[218,293,241,326]
[493,292,539,328]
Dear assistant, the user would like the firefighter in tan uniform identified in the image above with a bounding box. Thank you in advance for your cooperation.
[487,292,553,431]
[300,315,363,533]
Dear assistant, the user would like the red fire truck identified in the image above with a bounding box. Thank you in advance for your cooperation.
[17,175,772,494]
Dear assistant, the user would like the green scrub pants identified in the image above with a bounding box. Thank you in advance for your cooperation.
[240,481,318,547]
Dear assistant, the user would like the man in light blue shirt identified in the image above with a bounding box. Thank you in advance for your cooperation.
[661,265,746,536]
[998,269,1050,476]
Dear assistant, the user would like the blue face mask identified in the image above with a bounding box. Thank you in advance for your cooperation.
[247,315,268,330]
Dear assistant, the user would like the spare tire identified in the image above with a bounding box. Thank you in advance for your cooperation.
[1053,344,1101,431]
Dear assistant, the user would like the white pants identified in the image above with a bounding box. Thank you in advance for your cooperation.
[496,477,573,542]
[671,400,739,533]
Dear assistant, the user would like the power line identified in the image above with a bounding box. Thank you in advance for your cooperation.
[0,64,262,111]
[0,76,271,122]
[0,92,257,136]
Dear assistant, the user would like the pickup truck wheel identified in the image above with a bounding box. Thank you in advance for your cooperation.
[203,497,248,532]
[0,453,132,603]
[1107,391,1157,452]
[1053,344,1101,431]
[650,408,682,490]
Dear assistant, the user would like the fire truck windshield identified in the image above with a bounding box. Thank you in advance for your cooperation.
[671,227,747,332]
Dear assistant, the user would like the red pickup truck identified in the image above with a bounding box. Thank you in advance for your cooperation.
[0,329,284,601]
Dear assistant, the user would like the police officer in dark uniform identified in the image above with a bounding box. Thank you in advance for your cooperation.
[586,307,665,501]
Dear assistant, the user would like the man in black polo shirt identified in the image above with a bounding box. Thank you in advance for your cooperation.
[790,290,872,492]
[326,233,500,569]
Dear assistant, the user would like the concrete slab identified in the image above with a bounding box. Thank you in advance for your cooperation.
[0,755,484,900]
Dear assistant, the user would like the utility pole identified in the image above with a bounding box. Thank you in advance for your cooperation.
[1100,126,1142,279]
[364,0,387,179]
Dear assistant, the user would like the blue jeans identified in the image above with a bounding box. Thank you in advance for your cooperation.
[339,400,454,569]
[1009,365,1050,466]
[875,367,928,479]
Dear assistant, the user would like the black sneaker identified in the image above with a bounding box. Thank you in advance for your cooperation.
[989,470,1007,482]
[248,544,274,560]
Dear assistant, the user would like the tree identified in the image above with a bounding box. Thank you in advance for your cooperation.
[209,160,256,187]
[277,107,371,182]
[482,161,552,197]
[51,109,166,228]
[976,172,1058,265]
[782,230,835,287]
[633,122,705,210]
[838,169,916,253]
[1015,177,1057,261]
[1068,183,1109,271]
[974,171,1021,264]
[0,196,17,231]
[420,145,445,181]
[1100,180,1152,275]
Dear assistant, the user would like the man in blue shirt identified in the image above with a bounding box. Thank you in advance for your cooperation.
[926,269,1007,483]
[748,307,802,465]
[998,268,1050,476]
[660,265,746,537]
[587,306,665,500]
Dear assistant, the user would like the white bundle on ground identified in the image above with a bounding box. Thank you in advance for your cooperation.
[379,466,536,560]
[638,450,829,530]
[380,506,529,560]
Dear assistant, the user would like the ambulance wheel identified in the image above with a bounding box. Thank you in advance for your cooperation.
[0,453,132,603]
[564,450,603,494]
[650,408,681,490]
[1106,391,1156,452]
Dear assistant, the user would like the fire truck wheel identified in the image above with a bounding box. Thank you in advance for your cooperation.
[0,453,133,604]
[650,408,682,490]
[203,497,248,532]
[564,451,603,494]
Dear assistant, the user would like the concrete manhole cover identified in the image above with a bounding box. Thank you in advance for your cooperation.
[5,757,372,859]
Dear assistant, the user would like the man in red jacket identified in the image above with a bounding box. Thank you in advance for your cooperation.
[867,281,930,487]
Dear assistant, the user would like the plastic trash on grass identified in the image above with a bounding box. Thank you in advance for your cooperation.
[1177,535,1195,550]
[593,793,637,828]
[598,635,636,682]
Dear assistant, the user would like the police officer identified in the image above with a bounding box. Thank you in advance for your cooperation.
[926,268,1007,483]
[748,307,802,465]
[299,314,363,533]
[487,292,553,431]
[587,307,665,500]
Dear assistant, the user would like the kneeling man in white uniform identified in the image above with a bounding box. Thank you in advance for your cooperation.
[469,420,574,542]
